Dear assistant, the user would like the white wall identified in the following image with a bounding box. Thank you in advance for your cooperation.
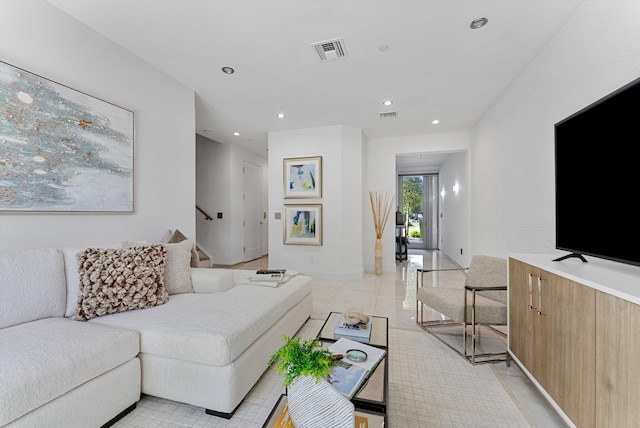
[469,0,640,259]
[365,132,470,272]
[438,151,469,267]
[196,136,231,262]
[196,135,268,265]
[268,125,364,280]
[0,0,196,252]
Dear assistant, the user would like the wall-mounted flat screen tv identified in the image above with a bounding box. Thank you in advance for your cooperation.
[555,76,640,267]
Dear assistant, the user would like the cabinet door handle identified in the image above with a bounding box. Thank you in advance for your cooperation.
[527,273,535,309]
[537,276,547,315]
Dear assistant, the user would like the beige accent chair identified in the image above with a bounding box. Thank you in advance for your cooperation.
[415,255,508,364]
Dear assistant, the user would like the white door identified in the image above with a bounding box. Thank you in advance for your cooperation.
[243,161,262,262]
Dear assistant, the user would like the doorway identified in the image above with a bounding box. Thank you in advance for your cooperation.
[398,174,438,250]
[243,161,263,262]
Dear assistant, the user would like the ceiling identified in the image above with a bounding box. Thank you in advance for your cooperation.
[49,0,583,165]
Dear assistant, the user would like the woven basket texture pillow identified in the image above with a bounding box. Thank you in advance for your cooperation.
[75,244,169,321]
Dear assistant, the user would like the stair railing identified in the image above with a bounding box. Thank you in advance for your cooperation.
[196,205,213,221]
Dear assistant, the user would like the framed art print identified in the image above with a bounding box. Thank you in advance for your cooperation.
[0,61,134,212]
[283,156,322,198]
[284,204,322,245]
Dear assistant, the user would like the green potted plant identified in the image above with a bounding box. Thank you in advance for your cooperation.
[268,335,354,428]
[268,335,336,387]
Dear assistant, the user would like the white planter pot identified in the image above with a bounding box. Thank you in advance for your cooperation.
[288,375,355,428]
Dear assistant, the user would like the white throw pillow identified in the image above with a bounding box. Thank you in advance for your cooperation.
[166,229,200,267]
[163,240,195,294]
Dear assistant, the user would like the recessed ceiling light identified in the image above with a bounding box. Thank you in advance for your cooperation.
[432,119,440,124]
[221,66,235,74]
[277,113,286,118]
[233,132,240,136]
[470,17,488,29]
[383,100,393,106]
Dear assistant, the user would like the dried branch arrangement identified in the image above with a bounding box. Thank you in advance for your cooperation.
[368,191,394,239]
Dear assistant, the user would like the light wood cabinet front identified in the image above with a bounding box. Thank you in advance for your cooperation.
[595,292,640,427]
[538,269,596,428]
[508,259,535,369]
[509,259,597,428]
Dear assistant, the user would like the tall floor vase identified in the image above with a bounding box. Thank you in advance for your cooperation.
[287,375,355,428]
[375,237,383,275]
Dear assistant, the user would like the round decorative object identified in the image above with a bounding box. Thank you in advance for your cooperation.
[345,349,368,362]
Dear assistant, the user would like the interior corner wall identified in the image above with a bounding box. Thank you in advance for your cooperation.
[365,132,470,273]
[268,125,364,280]
[469,0,640,260]
[195,136,231,264]
[196,136,268,266]
[0,0,196,251]
[437,151,469,268]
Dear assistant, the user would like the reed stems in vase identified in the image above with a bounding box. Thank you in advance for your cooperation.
[369,191,394,274]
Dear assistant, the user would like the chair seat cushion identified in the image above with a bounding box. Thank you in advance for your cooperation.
[417,287,507,325]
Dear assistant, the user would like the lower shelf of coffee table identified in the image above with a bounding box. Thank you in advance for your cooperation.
[262,393,386,428]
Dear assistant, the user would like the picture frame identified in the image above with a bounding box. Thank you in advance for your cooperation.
[283,156,322,198]
[0,61,134,212]
[284,204,322,245]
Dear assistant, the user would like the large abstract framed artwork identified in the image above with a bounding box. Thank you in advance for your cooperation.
[283,156,322,198]
[284,204,322,245]
[0,61,134,212]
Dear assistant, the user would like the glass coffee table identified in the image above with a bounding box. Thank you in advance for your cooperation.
[318,312,389,415]
[262,312,389,427]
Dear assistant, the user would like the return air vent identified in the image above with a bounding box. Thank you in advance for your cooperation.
[311,38,348,61]
[380,111,398,120]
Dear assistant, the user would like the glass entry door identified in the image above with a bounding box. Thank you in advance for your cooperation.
[398,174,438,250]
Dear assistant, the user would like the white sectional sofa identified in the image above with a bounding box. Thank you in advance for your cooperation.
[0,243,312,427]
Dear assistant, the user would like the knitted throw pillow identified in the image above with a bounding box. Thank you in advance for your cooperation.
[167,229,200,267]
[75,244,169,321]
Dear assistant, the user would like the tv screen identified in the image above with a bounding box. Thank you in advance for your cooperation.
[555,76,640,267]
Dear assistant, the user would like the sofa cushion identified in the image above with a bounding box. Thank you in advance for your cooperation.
[0,317,139,426]
[0,248,66,329]
[62,243,122,318]
[191,269,235,293]
[90,273,312,367]
[75,245,169,321]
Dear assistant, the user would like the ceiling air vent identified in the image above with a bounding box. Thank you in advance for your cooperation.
[380,112,398,120]
[311,38,348,61]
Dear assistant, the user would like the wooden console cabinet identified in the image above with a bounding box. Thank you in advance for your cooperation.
[508,255,640,428]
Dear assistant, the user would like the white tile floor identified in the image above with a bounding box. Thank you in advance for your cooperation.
[114,250,570,428]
